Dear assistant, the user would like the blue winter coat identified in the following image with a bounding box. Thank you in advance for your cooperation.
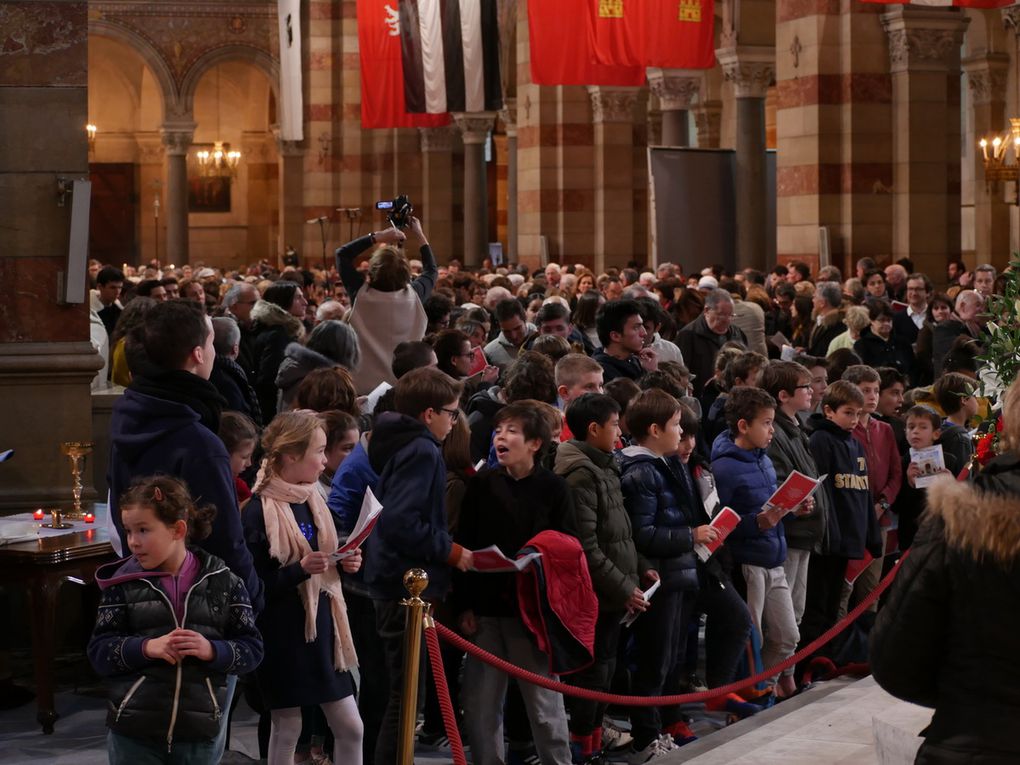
[108,389,264,612]
[710,431,786,569]
[619,447,700,593]
[327,440,378,535]
[364,413,455,600]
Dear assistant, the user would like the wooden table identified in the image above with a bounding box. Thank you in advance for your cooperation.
[0,524,115,733]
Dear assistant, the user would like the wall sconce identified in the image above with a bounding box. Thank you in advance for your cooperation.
[86,123,97,155]
[979,118,1020,205]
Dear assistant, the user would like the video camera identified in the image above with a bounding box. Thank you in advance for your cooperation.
[376,194,413,229]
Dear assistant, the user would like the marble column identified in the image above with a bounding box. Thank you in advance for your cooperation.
[419,127,456,262]
[160,122,195,265]
[274,130,305,268]
[587,86,641,273]
[717,47,775,271]
[647,69,700,147]
[881,8,969,277]
[454,112,496,267]
[500,99,519,261]
[964,53,1010,269]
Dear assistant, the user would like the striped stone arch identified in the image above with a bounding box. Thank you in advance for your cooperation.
[178,45,281,118]
[88,19,181,119]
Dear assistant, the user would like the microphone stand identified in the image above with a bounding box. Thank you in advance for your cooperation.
[316,217,328,273]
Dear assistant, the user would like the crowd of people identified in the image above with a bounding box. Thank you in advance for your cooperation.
[83,225,1018,765]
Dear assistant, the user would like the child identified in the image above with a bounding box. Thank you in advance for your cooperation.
[874,367,908,454]
[933,372,980,470]
[895,405,960,549]
[316,410,359,503]
[842,365,902,612]
[620,389,712,754]
[242,411,365,765]
[365,367,473,765]
[89,475,263,763]
[711,386,800,698]
[554,353,605,440]
[455,402,573,765]
[603,377,641,445]
[219,411,259,509]
[792,354,828,422]
[705,351,768,444]
[555,393,658,764]
[799,381,882,656]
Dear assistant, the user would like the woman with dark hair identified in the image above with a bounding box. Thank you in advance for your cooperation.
[872,377,1020,765]
[913,293,953,387]
[854,300,913,378]
[250,281,307,420]
[863,268,889,301]
[434,329,498,407]
[571,290,605,351]
[275,320,362,410]
[789,295,814,350]
[109,297,157,387]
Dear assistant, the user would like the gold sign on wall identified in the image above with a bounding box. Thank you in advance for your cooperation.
[679,0,701,22]
[599,0,624,18]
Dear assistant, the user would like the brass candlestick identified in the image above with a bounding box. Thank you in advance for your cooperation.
[58,441,93,524]
[41,507,72,530]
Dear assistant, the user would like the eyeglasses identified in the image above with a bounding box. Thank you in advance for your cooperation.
[437,407,460,421]
[795,384,812,390]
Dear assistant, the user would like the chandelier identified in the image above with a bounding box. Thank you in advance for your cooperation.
[979,118,1020,186]
[194,66,241,180]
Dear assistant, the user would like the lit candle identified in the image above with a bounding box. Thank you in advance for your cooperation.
[84,512,95,524]
[33,508,44,521]
[980,138,989,162]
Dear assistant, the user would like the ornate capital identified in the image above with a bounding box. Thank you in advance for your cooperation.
[646,68,701,111]
[159,122,195,156]
[499,98,518,138]
[1003,5,1020,33]
[136,132,165,164]
[419,126,455,152]
[453,111,496,144]
[881,10,969,74]
[963,53,1009,106]
[586,86,641,123]
[716,47,775,99]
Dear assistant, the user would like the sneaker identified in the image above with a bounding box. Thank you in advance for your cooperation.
[686,674,708,693]
[668,722,698,747]
[417,731,452,752]
[601,719,633,751]
[616,738,671,764]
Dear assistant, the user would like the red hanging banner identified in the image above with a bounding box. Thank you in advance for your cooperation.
[528,0,645,87]
[357,0,450,130]
[587,0,715,70]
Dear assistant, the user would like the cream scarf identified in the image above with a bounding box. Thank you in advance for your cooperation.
[253,465,358,671]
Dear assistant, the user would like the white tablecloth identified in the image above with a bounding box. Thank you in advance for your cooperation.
[0,503,109,544]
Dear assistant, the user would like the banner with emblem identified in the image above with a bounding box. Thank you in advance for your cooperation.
[588,0,715,70]
[277,0,303,140]
[528,0,645,86]
[357,0,451,129]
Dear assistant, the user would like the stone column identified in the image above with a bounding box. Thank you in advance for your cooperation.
[160,122,195,265]
[964,53,1010,268]
[454,112,496,267]
[500,99,519,261]
[419,127,456,262]
[717,47,775,271]
[274,130,305,269]
[694,100,722,148]
[588,86,641,273]
[135,133,165,265]
[646,69,700,147]
[882,8,969,277]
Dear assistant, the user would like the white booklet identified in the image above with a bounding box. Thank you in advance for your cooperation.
[910,445,946,489]
[330,488,383,561]
[620,578,662,627]
[470,545,542,573]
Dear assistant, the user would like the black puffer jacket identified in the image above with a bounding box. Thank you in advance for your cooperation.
[249,300,305,421]
[88,549,263,747]
[871,455,1020,764]
[619,447,703,593]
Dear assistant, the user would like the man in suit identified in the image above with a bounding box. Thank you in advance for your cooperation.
[892,273,932,349]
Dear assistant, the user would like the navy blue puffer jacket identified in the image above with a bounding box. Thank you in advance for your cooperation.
[710,431,786,569]
[619,447,701,593]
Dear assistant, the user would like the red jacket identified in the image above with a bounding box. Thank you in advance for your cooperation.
[516,530,597,676]
[852,416,903,515]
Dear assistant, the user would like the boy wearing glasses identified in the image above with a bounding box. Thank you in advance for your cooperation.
[365,367,475,764]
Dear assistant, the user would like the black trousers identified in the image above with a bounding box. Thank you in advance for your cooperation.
[565,609,623,737]
[372,598,427,765]
[797,553,849,669]
[347,590,390,764]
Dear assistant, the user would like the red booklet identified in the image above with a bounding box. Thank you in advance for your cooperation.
[764,470,825,515]
[844,552,874,585]
[694,506,741,562]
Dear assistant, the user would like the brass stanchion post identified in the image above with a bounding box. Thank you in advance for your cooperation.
[397,568,429,765]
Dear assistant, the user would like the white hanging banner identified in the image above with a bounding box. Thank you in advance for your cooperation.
[278,0,304,140]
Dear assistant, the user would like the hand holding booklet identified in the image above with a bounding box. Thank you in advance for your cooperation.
[762,470,826,515]
[330,488,383,561]
[620,579,661,627]
[694,506,741,562]
[470,545,542,573]
[910,445,946,489]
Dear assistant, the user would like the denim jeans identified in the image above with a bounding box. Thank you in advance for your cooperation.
[108,730,219,764]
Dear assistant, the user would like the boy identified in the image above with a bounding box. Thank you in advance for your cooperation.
[874,367,908,454]
[933,372,980,470]
[792,353,828,422]
[593,299,658,382]
[711,387,800,698]
[365,367,473,765]
[555,394,658,764]
[555,353,605,440]
[841,365,902,612]
[894,405,960,550]
[456,403,573,765]
[705,351,768,445]
[761,362,830,628]
[620,390,715,755]
[799,381,882,658]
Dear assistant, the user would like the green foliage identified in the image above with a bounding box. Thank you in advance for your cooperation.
[978,255,1020,397]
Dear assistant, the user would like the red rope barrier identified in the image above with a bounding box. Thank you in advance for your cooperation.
[423,618,468,765]
[429,552,908,707]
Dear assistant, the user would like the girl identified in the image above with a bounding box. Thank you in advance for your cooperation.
[242,411,364,765]
[317,410,360,503]
[88,475,263,764]
[218,411,259,509]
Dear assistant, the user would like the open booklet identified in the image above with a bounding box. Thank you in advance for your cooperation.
[763,470,827,515]
[470,545,543,573]
[330,487,383,562]
[694,506,742,562]
[620,578,662,627]
[910,444,946,489]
